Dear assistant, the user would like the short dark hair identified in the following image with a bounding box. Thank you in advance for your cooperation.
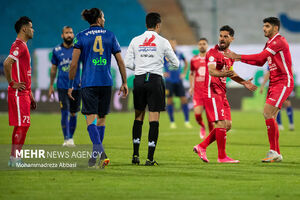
[81,8,103,25]
[263,17,280,31]
[220,25,234,37]
[146,12,161,29]
[199,37,208,43]
[15,16,32,34]
[62,26,72,33]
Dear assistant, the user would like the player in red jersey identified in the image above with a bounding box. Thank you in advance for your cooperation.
[189,38,214,139]
[193,25,257,163]
[3,16,36,167]
[225,17,294,162]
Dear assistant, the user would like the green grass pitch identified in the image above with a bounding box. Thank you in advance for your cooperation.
[0,110,299,200]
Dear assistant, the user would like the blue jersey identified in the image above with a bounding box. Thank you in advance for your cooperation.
[164,50,186,83]
[51,44,81,89]
[74,26,121,88]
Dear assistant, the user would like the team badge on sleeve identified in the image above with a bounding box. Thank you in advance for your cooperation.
[13,50,19,56]
[209,56,215,62]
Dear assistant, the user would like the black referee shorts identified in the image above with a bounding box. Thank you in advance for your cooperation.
[133,73,166,112]
[81,86,112,118]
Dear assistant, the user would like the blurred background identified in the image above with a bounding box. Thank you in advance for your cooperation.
[1,0,299,112]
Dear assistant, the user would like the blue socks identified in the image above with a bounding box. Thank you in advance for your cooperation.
[167,104,174,122]
[61,110,70,140]
[97,126,106,143]
[69,115,77,138]
[276,111,282,125]
[87,124,104,159]
[182,103,189,122]
[286,106,294,124]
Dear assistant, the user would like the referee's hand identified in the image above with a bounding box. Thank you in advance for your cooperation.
[119,83,128,98]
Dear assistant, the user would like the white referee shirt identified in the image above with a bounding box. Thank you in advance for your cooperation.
[125,30,179,76]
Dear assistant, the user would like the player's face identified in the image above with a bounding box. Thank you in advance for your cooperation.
[24,22,34,39]
[219,31,233,50]
[170,40,177,50]
[99,12,105,27]
[198,40,208,53]
[263,22,276,38]
[62,28,74,45]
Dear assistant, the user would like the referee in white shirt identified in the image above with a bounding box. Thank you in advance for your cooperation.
[125,12,179,166]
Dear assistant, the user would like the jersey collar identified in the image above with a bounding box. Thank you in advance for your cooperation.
[16,38,27,46]
[267,33,280,44]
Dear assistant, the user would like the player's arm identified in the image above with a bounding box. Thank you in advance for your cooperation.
[30,90,37,110]
[68,48,81,100]
[189,70,195,96]
[3,56,26,90]
[208,63,234,77]
[224,50,271,66]
[259,71,270,94]
[165,41,179,69]
[181,56,188,79]
[114,52,128,98]
[48,64,57,98]
[230,71,257,92]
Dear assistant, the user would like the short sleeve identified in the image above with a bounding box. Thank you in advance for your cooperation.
[74,33,83,49]
[9,43,24,61]
[190,59,195,72]
[206,51,217,66]
[51,49,58,65]
[112,34,121,55]
[266,39,283,55]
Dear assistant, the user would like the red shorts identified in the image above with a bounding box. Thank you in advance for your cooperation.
[193,92,205,107]
[266,85,293,109]
[204,95,231,122]
[8,93,31,127]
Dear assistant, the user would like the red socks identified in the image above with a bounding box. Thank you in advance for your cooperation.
[215,128,227,159]
[265,118,280,154]
[11,126,29,157]
[195,114,205,127]
[208,122,214,133]
[200,128,216,149]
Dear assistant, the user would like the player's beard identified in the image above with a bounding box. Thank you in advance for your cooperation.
[64,37,73,46]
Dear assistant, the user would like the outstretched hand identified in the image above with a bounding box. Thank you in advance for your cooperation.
[243,78,257,92]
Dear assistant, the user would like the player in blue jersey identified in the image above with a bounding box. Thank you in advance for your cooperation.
[164,39,192,129]
[68,8,128,168]
[48,26,81,147]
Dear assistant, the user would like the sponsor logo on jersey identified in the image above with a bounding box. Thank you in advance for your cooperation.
[209,56,215,62]
[139,35,157,52]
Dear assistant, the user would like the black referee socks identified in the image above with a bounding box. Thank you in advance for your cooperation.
[148,121,159,161]
[132,120,143,156]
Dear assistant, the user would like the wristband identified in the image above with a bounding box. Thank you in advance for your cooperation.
[68,79,74,89]
[9,80,15,87]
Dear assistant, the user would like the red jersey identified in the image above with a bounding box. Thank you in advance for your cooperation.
[190,55,206,95]
[264,34,293,88]
[8,38,31,96]
[204,45,234,97]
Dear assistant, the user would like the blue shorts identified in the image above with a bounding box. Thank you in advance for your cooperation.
[81,86,112,118]
[58,88,81,113]
[165,81,185,98]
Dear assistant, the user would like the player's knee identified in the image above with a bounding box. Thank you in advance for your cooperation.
[215,120,226,128]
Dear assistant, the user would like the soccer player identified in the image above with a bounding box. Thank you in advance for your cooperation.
[48,26,81,147]
[164,39,192,129]
[225,17,294,162]
[189,38,214,139]
[3,16,37,167]
[193,25,257,163]
[68,8,128,168]
[260,69,294,131]
[125,12,179,166]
